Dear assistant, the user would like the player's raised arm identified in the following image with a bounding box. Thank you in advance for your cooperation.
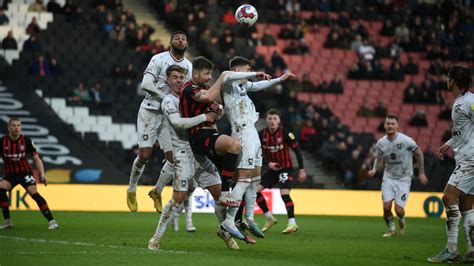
[141,72,167,100]
[167,112,217,130]
[245,72,296,92]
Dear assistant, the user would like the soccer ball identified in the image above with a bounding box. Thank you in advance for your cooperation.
[235,4,258,27]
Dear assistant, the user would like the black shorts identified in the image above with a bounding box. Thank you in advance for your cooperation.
[2,172,36,189]
[261,168,295,190]
[189,129,221,162]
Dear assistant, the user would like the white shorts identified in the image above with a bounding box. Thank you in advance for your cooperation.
[136,107,172,152]
[173,148,221,192]
[381,177,411,208]
[448,161,474,195]
[232,127,262,170]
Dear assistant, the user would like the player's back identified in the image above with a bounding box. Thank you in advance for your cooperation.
[179,81,214,135]
[141,51,192,109]
[450,91,474,162]
[376,132,418,181]
[222,80,258,130]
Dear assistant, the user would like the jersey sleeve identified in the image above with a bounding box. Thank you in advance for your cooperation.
[283,128,299,149]
[162,96,179,117]
[405,136,418,152]
[25,137,38,156]
[375,141,383,157]
[144,55,161,80]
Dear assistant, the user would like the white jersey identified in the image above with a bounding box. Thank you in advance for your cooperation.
[141,51,192,110]
[447,91,474,163]
[375,132,418,181]
[161,93,191,151]
[222,80,259,131]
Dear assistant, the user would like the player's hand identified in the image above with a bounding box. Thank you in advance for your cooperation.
[298,169,307,183]
[280,72,297,81]
[368,169,377,177]
[256,72,271,80]
[40,175,48,186]
[437,144,450,160]
[205,112,217,123]
[419,173,429,186]
[268,162,281,171]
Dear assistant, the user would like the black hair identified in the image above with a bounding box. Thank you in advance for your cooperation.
[448,65,472,91]
[170,31,187,40]
[266,109,281,118]
[229,56,251,69]
[192,56,214,71]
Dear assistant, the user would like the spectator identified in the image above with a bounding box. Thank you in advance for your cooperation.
[357,102,373,117]
[278,23,303,40]
[389,61,405,81]
[300,120,317,150]
[374,101,387,117]
[328,76,343,93]
[358,40,375,61]
[0,10,9,25]
[141,24,155,40]
[394,22,410,44]
[125,9,136,23]
[26,17,41,35]
[71,82,91,102]
[342,149,363,188]
[2,31,17,50]
[324,30,345,49]
[110,25,125,41]
[63,0,82,23]
[219,31,234,52]
[90,82,109,106]
[350,35,363,51]
[102,13,115,33]
[221,8,236,25]
[271,51,287,73]
[23,35,42,53]
[47,0,62,13]
[130,29,148,50]
[111,64,122,78]
[438,105,451,120]
[301,73,315,91]
[123,63,137,79]
[261,27,276,46]
[28,0,46,12]
[404,56,419,75]
[409,110,428,127]
[403,82,420,103]
[283,41,300,54]
[49,56,62,76]
[31,55,50,77]
[246,32,261,47]
[428,59,445,75]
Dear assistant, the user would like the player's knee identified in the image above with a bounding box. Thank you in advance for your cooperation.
[442,194,456,207]
[394,205,404,215]
[0,188,8,199]
[164,151,174,163]
[382,203,392,212]
[228,139,241,154]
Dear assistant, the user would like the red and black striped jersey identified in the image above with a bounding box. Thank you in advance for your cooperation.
[1,135,37,176]
[259,127,299,169]
[179,81,214,135]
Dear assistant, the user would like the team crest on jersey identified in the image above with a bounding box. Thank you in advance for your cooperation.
[397,143,402,149]
[277,138,282,144]
[181,180,187,187]
[20,145,25,151]
[142,134,149,141]
[390,153,397,160]
[289,133,296,140]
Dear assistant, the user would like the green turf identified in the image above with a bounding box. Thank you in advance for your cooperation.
[0,211,465,265]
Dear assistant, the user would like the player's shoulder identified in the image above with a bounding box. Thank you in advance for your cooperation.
[376,135,388,145]
[398,132,412,141]
[463,92,474,107]
[162,93,177,103]
[282,127,297,140]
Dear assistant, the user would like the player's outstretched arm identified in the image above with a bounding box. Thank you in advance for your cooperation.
[414,148,428,185]
[33,153,47,186]
[194,72,228,103]
[246,72,296,92]
[167,112,217,130]
[141,73,167,100]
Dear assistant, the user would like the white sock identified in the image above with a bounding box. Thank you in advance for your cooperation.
[214,192,228,225]
[152,199,181,239]
[398,216,406,228]
[462,209,474,253]
[288,218,296,225]
[264,211,273,219]
[244,176,260,221]
[385,216,396,232]
[154,161,174,194]
[445,205,461,253]
[185,194,193,224]
[128,156,146,192]
[224,178,251,224]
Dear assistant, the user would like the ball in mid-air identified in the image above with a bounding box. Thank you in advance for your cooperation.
[235,4,258,27]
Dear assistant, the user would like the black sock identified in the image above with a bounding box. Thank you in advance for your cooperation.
[0,188,10,219]
[220,153,238,180]
[235,199,245,223]
[31,193,54,221]
[256,192,269,213]
[281,194,295,219]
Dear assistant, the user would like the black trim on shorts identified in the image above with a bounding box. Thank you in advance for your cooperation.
[2,172,36,189]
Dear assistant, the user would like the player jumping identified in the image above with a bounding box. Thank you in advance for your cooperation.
[148,65,239,250]
[0,117,59,230]
[256,109,307,234]
[428,66,474,263]
[369,115,429,237]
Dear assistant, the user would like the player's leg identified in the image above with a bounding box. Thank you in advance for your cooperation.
[128,107,159,212]
[184,181,196,232]
[0,179,13,229]
[394,180,410,235]
[149,125,175,212]
[280,185,298,234]
[24,178,58,230]
[460,194,474,263]
[381,178,396,237]
[259,171,278,232]
[427,184,462,263]
[214,134,241,181]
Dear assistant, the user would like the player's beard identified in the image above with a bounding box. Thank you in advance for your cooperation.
[172,44,186,56]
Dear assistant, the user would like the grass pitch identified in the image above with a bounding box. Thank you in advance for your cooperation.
[0,211,462,265]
